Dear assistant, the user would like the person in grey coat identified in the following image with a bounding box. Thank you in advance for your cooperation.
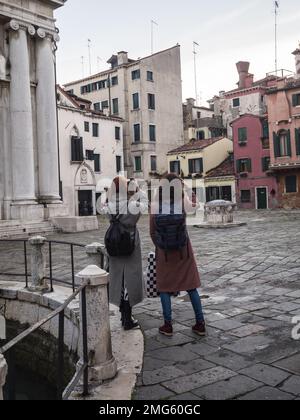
[105,176,148,330]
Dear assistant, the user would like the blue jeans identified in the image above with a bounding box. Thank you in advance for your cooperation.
[160,289,204,323]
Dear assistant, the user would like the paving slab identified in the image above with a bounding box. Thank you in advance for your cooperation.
[239,363,291,387]
[238,386,294,400]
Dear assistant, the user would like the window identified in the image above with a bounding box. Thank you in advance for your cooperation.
[134,124,141,142]
[101,100,109,110]
[150,156,157,172]
[94,102,101,112]
[241,190,251,203]
[188,158,203,174]
[273,130,291,157]
[111,76,118,86]
[86,150,94,160]
[135,156,142,172]
[94,154,101,172]
[116,156,122,173]
[71,137,84,162]
[262,157,271,172]
[92,123,99,137]
[132,93,139,110]
[132,69,141,80]
[112,98,119,115]
[148,94,155,110]
[197,112,201,119]
[238,127,248,143]
[292,93,300,107]
[115,127,121,140]
[237,158,252,173]
[170,160,181,175]
[84,122,90,132]
[295,128,300,155]
[197,130,205,140]
[149,125,156,142]
[233,98,240,108]
[97,80,107,90]
[262,119,269,139]
[147,71,154,82]
[285,176,297,193]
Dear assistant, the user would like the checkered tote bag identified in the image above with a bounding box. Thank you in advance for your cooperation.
[146,251,159,298]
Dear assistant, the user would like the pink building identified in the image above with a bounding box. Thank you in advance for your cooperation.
[266,48,300,209]
[231,114,278,209]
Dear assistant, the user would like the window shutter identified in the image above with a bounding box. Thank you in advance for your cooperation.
[292,94,298,107]
[200,158,204,173]
[273,132,280,158]
[188,159,193,174]
[295,128,300,156]
[247,159,252,173]
[287,130,292,156]
[71,137,76,161]
[236,160,241,173]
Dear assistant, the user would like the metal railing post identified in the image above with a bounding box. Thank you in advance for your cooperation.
[76,265,117,383]
[0,354,8,401]
[28,236,48,292]
[57,310,65,400]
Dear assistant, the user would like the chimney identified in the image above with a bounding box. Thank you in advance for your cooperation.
[117,51,128,66]
[236,61,250,89]
[186,98,196,107]
[245,73,254,88]
[292,46,300,79]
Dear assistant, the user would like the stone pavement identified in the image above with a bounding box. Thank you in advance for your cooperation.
[1,210,300,400]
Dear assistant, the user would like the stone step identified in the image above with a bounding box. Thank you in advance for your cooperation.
[0,221,59,239]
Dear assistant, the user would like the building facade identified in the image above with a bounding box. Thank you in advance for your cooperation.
[0,0,67,221]
[57,87,124,217]
[64,46,184,180]
[183,98,226,142]
[167,137,233,205]
[204,156,236,203]
[211,62,281,138]
[232,114,278,210]
[267,47,300,209]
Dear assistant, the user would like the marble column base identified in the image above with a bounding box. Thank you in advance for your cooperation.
[89,357,118,383]
[10,203,45,221]
[43,203,69,219]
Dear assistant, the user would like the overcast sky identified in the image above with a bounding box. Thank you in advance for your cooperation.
[55,0,300,105]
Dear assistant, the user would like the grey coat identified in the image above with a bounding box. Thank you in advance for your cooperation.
[106,197,147,307]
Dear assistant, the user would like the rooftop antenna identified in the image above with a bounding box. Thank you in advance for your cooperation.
[88,39,92,75]
[81,56,85,78]
[193,41,200,106]
[274,1,279,74]
[151,19,158,55]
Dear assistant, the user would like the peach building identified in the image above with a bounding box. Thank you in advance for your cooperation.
[267,46,300,208]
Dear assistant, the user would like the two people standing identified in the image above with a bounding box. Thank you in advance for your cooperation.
[104,174,206,336]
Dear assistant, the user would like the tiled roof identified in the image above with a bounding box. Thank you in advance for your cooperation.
[168,137,224,154]
[205,156,235,178]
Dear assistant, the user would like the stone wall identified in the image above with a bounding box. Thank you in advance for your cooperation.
[0,282,80,396]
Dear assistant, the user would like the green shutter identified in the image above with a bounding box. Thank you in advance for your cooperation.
[247,159,252,173]
[236,160,241,173]
[296,128,300,156]
[188,159,193,174]
[292,94,298,107]
[273,132,280,158]
[287,130,292,156]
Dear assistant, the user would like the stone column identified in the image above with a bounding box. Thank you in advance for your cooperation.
[76,265,117,382]
[36,29,61,203]
[29,236,48,292]
[7,20,36,202]
[0,354,7,400]
[85,242,106,268]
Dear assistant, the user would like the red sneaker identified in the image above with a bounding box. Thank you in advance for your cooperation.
[159,321,173,337]
[192,321,206,336]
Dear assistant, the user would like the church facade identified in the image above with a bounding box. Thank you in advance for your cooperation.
[0,0,67,222]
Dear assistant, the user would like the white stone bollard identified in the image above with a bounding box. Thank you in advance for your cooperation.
[29,236,48,292]
[0,354,7,400]
[85,242,106,268]
[76,265,117,383]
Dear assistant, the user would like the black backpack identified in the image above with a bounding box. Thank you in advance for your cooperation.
[105,215,136,257]
[154,210,188,261]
